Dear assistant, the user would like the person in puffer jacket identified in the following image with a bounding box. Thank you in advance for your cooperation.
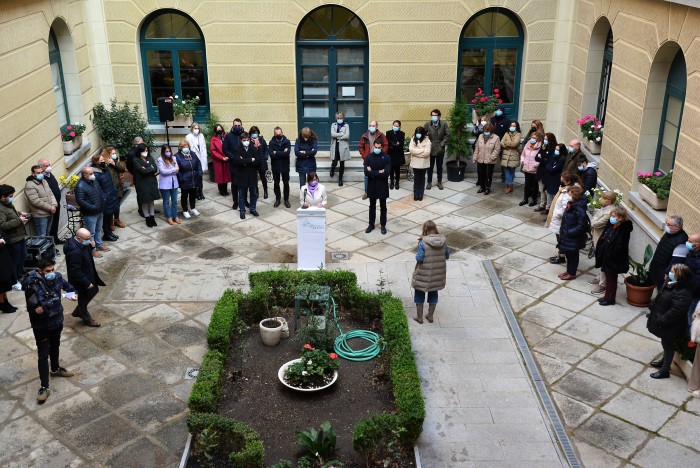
[557,185,588,281]
[411,220,449,324]
[519,132,542,207]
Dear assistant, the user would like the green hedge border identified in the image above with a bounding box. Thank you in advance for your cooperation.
[187,270,425,465]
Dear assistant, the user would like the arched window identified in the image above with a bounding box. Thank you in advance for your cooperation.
[140,10,209,123]
[597,30,613,124]
[582,18,613,126]
[296,5,368,149]
[49,30,69,127]
[458,9,524,119]
[655,50,686,173]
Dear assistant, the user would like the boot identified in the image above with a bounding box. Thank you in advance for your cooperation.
[426,304,436,323]
[426,182,432,190]
[1,300,18,313]
[150,216,158,227]
[110,220,116,231]
[338,170,344,187]
[114,219,126,228]
[330,161,337,178]
[263,189,269,200]
[413,304,424,324]
[145,216,154,227]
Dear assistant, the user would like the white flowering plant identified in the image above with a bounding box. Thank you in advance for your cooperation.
[171,95,200,116]
[577,115,603,143]
[587,187,623,209]
[284,344,339,389]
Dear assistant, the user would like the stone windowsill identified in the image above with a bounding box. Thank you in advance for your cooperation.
[626,191,665,242]
[579,144,600,166]
[64,140,92,167]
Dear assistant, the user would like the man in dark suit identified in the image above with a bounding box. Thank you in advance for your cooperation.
[63,228,104,327]
[223,119,244,209]
[38,159,63,244]
[126,137,146,218]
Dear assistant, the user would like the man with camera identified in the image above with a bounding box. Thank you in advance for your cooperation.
[22,259,78,403]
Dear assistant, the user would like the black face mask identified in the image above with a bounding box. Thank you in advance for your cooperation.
[560,182,566,187]
[233,126,242,133]
[275,135,283,140]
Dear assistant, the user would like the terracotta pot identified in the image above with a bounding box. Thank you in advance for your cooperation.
[624,277,656,307]
[639,184,669,210]
[63,135,82,155]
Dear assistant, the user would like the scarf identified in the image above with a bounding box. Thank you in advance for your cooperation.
[252,137,261,149]
[308,181,318,199]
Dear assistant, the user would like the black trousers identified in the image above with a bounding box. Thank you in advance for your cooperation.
[369,197,387,227]
[564,250,579,276]
[181,188,197,211]
[390,166,401,185]
[33,326,62,388]
[523,173,539,201]
[217,183,230,195]
[476,163,495,190]
[273,171,290,202]
[660,337,675,372]
[413,168,426,198]
[427,154,444,183]
[49,209,61,242]
[73,286,98,323]
[102,212,113,236]
[257,168,268,194]
[230,183,240,205]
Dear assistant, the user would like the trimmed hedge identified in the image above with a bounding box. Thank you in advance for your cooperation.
[188,349,225,414]
[187,412,264,467]
[207,289,244,353]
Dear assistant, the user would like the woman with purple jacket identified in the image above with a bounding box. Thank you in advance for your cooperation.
[157,145,180,225]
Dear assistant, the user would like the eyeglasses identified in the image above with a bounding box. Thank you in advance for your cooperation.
[666,223,679,228]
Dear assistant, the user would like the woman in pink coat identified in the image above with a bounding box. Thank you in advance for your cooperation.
[519,132,542,206]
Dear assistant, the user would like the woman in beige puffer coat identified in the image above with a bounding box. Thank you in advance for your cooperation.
[500,121,521,194]
[472,123,501,195]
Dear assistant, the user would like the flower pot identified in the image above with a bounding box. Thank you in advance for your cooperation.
[63,135,82,155]
[624,277,656,307]
[278,358,338,392]
[583,138,601,155]
[259,318,283,346]
[171,114,193,127]
[639,183,669,210]
[446,160,467,182]
[673,352,693,381]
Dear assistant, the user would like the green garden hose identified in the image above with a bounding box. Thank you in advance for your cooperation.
[331,297,385,361]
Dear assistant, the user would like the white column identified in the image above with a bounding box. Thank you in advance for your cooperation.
[82,0,115,105]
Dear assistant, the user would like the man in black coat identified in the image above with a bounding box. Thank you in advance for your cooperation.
[577,155,598,195]
[63,228,104,327]
[232,132,260,219]
[74,167,109,257]
[649,215,688,289]
[223,119,244,209]
[364,141,391,235]
[38,159,63,244]
[563,139,583,174]
[126,136,146,217]
[268,126,292,208]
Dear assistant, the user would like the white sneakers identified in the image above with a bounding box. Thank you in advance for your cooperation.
[182,211,191,219]
[190,209,200,217]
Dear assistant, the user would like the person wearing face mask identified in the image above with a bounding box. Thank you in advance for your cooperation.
[175,140,203,220]
[386,120,405,190]
[131,143,162,227]
[249,126,269,200]
[649,215,688,290]
[525,120,544,140]
[330,112,351,186]
[100,147,127,231]
[588,191,617,294]
[519,132,543,206]
[0,185,29,290]
[75,167,109,256]
[594,207,633,305]
[409,127,431,201]
[89,153,120,242]
[577,155,598,195]
[223,119,244,209]
[359,120,388,199]
[157,145,180,225]
[473,123,501,195]
[491,106,510,184]
[665,234,700,328]
[37,159,63,244]
[0,227,18,312]
[63,228,103,328]
[556,185,588,281]
[186,122,208,200]
[300,171,327,209]
[647,263,693,379]
[210,123,232,196]
[424,109,449,190]
[268,126,292,208]
[364,141,391,234]
[22,259,77,403]
[500,121,521,194]
[546,173,583,265]
[563,139,582,174]
[24,165,57,237]
[534,132,557,212]
[543,143,567,216]
[295,127,319,188]
[126,136,146,217]
[234,132,262,219]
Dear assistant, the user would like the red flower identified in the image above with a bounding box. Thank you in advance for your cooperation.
[494,94,500,98]
[498,100,503,104]
[69,131,76,137]
[66,125,72,130]
[329,353,338,360]
[493,88,499,93]
[471,99,477,104]
[480,97,487,102]
[689,341,697,348]
[304,344,312,350]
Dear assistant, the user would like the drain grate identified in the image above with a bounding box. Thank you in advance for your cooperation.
[184,367,199,379]
[331,252,349,260]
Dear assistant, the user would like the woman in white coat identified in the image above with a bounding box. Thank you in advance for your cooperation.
[299,171,327,208]
[186,122,208,200]
[330,112,351,186]
[409,126,431,201]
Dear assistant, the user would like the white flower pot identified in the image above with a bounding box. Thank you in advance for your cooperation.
[583,138,601,155]
[171,114,193,127]
[278,358,338,392]
[63,135,82,155]
[259,318,283,346]
[639,183,669,210]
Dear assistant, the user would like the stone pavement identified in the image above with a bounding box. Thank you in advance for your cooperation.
[0,171,698,467]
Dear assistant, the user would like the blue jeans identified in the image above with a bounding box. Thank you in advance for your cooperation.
[83,213,103,247]
[414,290,438,304]
[364,175,368,193]
[298,172,307,188]
[8,240,27,283]
[239,184,257,214]
[503,167,516,184]
[160,188,179,219]
[33,217,51,237]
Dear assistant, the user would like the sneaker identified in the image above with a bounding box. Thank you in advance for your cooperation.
[591,285,606,295]
[37,386,50,403]
[587,278,600,285]
[692,390,700,399]
[12,282,22,291]
[182,211,191,219]
[190,209,200,217]
[426,182,432,190]
[437,182,443,190]
[50,367,74,377]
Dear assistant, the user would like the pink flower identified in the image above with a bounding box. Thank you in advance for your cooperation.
[329,353,338,360]
[637,171,644,177]
[69,131,76,137]
[471,99,477,104]
[654,172,662,177]
[480,97,487,102]
[304,344,312,350]
[66,125,72,130]
[493,88,499,93]
[498,99,503,104]
[645,172,652,177]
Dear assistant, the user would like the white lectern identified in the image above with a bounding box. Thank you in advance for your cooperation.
[297,207,326,270]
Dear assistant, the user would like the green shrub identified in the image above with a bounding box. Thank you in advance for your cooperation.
[353,413,406,466]
[238,284,271,324]
[207,289,244,353]
[188,350,225,413]
[248,270,358,309]
[187,413,264,467]
[91,99,155,157]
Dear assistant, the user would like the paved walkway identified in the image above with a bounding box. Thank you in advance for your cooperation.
[1,172,699,467]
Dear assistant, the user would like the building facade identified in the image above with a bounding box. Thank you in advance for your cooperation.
[1,0,698,240]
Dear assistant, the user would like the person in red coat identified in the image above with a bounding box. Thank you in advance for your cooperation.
[210,123,232,196]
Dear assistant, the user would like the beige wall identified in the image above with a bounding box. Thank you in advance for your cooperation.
[0,1,99,211]
[567,0,700,233]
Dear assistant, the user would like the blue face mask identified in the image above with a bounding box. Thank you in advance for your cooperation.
[509,127,516,132]
[251,134,258,139]
[373,148,381,154]
[687,241,695,251]
[529,138,537,145]
[664,225,671,234]
[668,272,676,282]
[543,140,549,146]
[578,165,586,171]
[82,239,91,246]
[483,132,491,137]
[495,110,503,116]
[182,148,190,154]
[44,272,56,281]
[609,217,618,225]
[431,116,438,122]
[7,197,14,204]
[568,146,575,154]
[337,119,343,124]
[554,150,560,156]
[392,126,399,132]
[368,126,376,133]
[415,133,422,139]
[36,174,45,181]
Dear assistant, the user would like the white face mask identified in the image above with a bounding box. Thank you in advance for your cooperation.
[242,141,250,147]
[88,174,96,181]
[141,151,148,157]
[193,129,200,136]
[44,166,53,173]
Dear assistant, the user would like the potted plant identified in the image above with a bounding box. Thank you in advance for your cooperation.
[170,95,200,127]
[577,115,603,154]
[446,96,471,182]
[60,174,81,208]
[469,88,501,123]
[61,122,86,155]
[91,99,155,157]
[637,170,672,210]
[260,315,284,346]
[625,244,656,307]
[278,344,339,392]
[587,187,623,211]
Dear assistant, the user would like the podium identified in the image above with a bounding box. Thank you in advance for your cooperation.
[296,207,326,270]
